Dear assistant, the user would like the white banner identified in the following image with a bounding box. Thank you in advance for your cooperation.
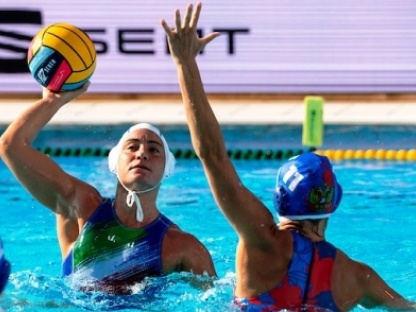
[1,0,416,93]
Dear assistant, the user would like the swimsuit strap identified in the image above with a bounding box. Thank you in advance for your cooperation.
[302,242,315,307]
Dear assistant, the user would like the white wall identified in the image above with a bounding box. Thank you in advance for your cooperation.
[1,0,415,93]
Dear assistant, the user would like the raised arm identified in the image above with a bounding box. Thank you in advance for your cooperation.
[161,3,276,245]
[0,84,100,217]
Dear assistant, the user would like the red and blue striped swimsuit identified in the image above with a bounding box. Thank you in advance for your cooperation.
[234,230,339,311]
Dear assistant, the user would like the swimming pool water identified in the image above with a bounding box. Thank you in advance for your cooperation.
[1,121,416,310]
[0,155,415,311]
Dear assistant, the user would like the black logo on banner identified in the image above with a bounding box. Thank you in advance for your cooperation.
[0,9,250,75]
[0,10,42,73]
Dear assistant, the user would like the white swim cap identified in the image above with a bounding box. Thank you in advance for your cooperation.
[107,123,176,222]
[108,123,175,178]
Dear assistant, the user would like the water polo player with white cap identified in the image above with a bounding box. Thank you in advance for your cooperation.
[0,83,215,295]
[62,122,216,293]
[163,3,414,309]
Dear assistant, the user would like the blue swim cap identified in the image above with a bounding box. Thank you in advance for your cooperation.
[273,152,342,221]
[0,238,10,294]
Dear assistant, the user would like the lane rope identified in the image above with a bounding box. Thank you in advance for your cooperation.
[35,147,416,161]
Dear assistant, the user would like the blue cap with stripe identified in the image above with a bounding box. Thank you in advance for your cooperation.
[273,152,342,221]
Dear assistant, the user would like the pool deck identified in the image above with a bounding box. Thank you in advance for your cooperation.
[0,95,415,126]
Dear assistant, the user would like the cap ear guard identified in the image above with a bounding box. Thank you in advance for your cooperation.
[108,145,119,174]
[164,150,175,178]
[273,186,287,215]
[333,182,343,209]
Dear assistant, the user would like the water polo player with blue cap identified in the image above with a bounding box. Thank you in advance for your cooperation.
[235,153,410,311]
[232,152,345,310]
[163,3,414,309]
[0,84,216,295]
[0,238,11,295]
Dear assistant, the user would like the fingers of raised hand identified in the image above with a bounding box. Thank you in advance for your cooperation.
[183,3,193,30]
[162,2,203,38]
[161,19,172,37]
[190,2,202,30]
[175,9,182,35]
[81,81,91,92]
[204,32,221,44]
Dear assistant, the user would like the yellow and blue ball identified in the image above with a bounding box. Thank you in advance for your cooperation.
[27,23,96,92]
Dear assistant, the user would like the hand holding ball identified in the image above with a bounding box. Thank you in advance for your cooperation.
[28,23,96,92]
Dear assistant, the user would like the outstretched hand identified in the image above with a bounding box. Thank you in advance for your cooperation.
[161,2,220,64]
[42,81,91,106]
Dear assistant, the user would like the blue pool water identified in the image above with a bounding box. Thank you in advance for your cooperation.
[0,125,416,311]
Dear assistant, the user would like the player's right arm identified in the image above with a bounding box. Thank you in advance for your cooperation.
[0,84,100,216]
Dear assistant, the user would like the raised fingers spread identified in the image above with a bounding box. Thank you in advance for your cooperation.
[183,3,193,30]
[190,2,202,30]
[161,19,172,37]
[175,9,182,35]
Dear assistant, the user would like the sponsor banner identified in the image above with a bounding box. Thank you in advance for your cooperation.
[0,0,416,93]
